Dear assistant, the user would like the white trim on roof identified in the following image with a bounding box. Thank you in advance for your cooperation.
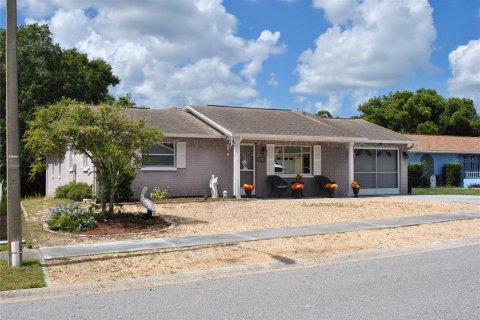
[363,139,418,145]
[408,150,480,154]
[163,133,224,139]
[238,133,367,142]
[183,105,233,137]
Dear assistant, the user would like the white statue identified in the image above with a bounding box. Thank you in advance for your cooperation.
[209,175,219,198]
[430,175,436,188]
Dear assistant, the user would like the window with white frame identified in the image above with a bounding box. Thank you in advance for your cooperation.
[69,150,74,172]
[274,145,311,175]
[82,154,89,171]
[143,143,176,168]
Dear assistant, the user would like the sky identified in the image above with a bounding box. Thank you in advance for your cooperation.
[1,0,479,117]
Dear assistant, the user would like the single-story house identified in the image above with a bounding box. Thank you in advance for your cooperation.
[46,105,416,198]
[405,134,480,187]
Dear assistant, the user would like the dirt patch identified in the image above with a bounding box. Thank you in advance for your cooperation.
[46,219,480,286]
[24,197,478,247]
[78,215,171,237]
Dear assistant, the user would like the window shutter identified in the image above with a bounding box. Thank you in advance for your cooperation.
[313,145,321,175]
[176,142,186,168]
[266,144,274,175]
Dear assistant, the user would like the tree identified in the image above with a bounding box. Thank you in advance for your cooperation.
[316,110,332,118]
[357,89,480,136]
[24,100,162,215]
[0,24,120,195]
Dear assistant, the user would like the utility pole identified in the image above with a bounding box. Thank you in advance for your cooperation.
[6,0,22,267]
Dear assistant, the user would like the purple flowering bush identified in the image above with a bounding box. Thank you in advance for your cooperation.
[46,202,97,232]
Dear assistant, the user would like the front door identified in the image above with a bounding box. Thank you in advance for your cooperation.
[240,144,255,195]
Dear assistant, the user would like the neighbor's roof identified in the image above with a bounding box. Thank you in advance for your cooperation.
[125,107,224,138]
[404,134,480,154]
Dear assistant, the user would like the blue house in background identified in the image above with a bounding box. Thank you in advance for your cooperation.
[405,134,480,187]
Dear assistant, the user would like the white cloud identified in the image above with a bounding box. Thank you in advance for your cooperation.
[292,0,436,112]
[447,39,480,109]
[268,73,279,87]
[312,0,358,25]
[314,95,342,115]
[22,0,283,108]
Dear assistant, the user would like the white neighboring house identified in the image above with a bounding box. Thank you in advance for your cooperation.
[46,150,95,197]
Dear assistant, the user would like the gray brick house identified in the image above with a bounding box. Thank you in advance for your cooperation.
[46,105,415,198]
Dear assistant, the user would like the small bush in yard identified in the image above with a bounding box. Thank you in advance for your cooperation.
[408,162,429,193]
[150,187,170,200]
[47,203,97,232]
[444,163,462,186]
[55,182,92,201]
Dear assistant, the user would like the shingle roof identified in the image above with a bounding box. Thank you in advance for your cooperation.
[320,118,416,143]
[125,107,223,137]
[186,105,361,139]
[404,134,480,154]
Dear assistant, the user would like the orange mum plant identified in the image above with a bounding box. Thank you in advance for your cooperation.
[243,184,255,191]
[351,181,362,189]
[292,182,304,190]
[326,183,338,190]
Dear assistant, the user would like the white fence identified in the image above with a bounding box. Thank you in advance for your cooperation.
[465,171,480,179]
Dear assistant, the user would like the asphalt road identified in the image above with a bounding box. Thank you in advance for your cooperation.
[2,245,479,320]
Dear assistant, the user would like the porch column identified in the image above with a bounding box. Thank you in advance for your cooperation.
[233,138,241,198]
[348,142,354,197]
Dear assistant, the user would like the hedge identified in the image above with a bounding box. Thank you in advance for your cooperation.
[444,163,462,187]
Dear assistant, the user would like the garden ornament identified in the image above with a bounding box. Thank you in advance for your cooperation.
[209,175,219,198]
[140,186,156,218]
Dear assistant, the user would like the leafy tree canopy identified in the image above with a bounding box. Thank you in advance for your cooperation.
[357,89,480,136]
[316,110,332,118]
[0,24,120,194]
[24,100,162,215]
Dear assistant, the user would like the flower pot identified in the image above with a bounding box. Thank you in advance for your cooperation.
[245,189,252,198]
[352,187,359,198]
[327,188,335,198]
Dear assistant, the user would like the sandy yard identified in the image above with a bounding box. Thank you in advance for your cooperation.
[25,197,478,247]
[46,219,480,286]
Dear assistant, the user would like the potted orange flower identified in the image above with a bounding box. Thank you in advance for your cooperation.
[292,181,304,199]
[243,184,255,198]
[325,182,338,198]
[351,181,362,198]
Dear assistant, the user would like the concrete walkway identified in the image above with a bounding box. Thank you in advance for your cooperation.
[39,211,480,260]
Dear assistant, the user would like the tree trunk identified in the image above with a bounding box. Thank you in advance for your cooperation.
[108,174,117,216]
[100,174,107,215]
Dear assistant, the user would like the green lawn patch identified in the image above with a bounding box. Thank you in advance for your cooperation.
[0,259,46,291]
[412,187,480,196]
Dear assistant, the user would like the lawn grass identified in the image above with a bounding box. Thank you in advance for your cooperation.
[412,187,480,196]
[0,259,46,291]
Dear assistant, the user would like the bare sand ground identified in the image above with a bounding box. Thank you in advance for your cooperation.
[27,198,478,247]
[46,219,480,286]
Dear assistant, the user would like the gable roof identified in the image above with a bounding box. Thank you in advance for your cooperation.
[404,134,480,154]
[184,104,414,143]
[320,118,417,144]
[125,107,223,138]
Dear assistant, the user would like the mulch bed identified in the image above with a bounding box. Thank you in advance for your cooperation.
[79,215,171,236]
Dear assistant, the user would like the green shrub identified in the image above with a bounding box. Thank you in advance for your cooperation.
[408,162,429,193]
[444,163,462,186]
[55,182,92,201]
[46,202,97,232]
[96,169,135,202]
[150,187,170,200]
